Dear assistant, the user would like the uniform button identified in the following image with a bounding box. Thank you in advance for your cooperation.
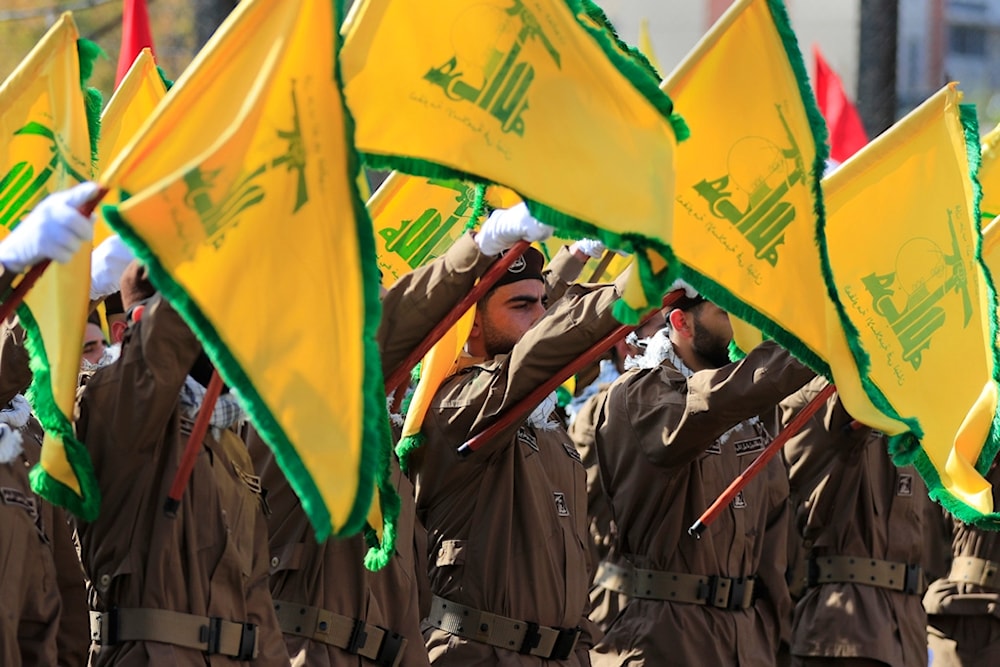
[270,556,280,568]
[98,574,111,589]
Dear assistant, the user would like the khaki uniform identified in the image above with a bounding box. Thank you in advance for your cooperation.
[924,461,1000,666]
[780,378,927,667]
[412,281,624,666]
[0,320,87,666]
[566,383,626,634]
[20,420,90,667]
[589,341,812,667]
[0,445,60,665]
[249,233,498,666]
[75,296,287,665]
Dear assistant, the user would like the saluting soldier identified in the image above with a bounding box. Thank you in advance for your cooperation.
[588,292,813,666]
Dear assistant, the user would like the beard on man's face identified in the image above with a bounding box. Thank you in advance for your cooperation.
[482,322,519,358]
[691,318,732,369]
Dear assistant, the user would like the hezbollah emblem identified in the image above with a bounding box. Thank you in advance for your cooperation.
[0,121,89,230]
[692,105,804,267]
[860,209,972,371]
[182,82,308,250]
[378,179,477,270]
[423,0,561,137]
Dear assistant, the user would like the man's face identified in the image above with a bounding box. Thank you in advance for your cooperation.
[690,302,733,369]
[82,323,108,365]
[477,279,547,357]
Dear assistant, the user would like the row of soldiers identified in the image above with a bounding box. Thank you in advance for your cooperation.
[0,186,997,666]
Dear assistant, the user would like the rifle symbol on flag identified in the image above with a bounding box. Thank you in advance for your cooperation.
[271,80,308,213]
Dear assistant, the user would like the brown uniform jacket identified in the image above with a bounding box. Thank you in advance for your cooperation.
[249,233,496,666]
[780,377,927,666]
[589,341,812,667]
[0,320,88,666]
[411,281,623,666]
[924,460,1000,665]
[74,296,287,666]
[0,444,60,666]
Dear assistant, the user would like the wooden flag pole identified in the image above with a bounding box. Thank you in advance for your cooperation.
[457,289,685,457]
[687,382,837,537]
[0,187,110,323]
[587,249,616,283]
[164,369,224,517]
[383,240,530,394]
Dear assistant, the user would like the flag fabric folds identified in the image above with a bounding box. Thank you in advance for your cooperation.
[341,0,685,309]
[0,14,101,520]
[97,48,166,244]
[100,0,394,546]
[821,83,1000,526]
[661,0,831,375]
[813,44,867,166]
[115,0,156,86]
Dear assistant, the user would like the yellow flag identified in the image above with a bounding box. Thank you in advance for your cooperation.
[96,48,166,244]
[369,173,484,287]
[661,0,832,375]
[0,14,101,519]
[980,121,1000,224]
[822,84,1000,525]
[100,0,393,546]
[342,0,685,308]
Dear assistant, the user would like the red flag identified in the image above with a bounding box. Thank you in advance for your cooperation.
[115,0,156,86]
[813,44,867,165]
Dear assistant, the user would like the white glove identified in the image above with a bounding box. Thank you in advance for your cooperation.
[90,235,135,300]
[570,238,606,259]
[475,202,553,256]
[0,182,98,273]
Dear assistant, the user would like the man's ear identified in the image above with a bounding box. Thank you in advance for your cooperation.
[110,320,127,344]
[667,308,692,339]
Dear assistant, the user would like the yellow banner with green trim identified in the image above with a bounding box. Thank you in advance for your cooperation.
[822,84,1000,526]
[660,0,831,374]
[342,0,685,308]
[96,47,166,244]
[99,0,395,549]
[369,172,484,287]
[0,13,101,520]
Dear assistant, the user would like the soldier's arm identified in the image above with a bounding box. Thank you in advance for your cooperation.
[0,316,33,407]
[378,233,494,376]
[77,295,201,448]
[245,502,291,664]
[634,341,814,468]
[542,245,588,304]
[460,280,624,459]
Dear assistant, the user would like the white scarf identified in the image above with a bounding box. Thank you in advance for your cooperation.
[0,395,30,463]
[527,391,560,431]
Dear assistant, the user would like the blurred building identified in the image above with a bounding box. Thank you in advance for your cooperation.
[604,0,1000,128]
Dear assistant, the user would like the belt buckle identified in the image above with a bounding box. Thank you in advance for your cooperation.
[700,575,750,610]
[237,622,257,661]
[550,626,582,660]
[728,576,750,610]
[903,564,922,595]
[518,621,542,655]
[199,617,224,655]
[346,618,369,655]
[374,628,406,667]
